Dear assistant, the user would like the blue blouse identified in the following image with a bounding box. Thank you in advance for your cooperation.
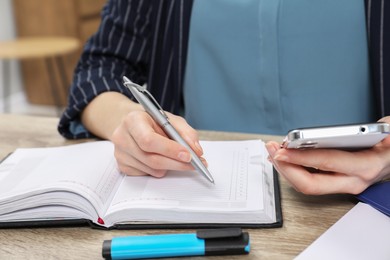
[183,0,375,135]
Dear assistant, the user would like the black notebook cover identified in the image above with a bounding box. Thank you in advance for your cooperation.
[0,169,282,230]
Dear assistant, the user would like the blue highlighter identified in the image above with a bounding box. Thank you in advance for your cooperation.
[102,228,250,259]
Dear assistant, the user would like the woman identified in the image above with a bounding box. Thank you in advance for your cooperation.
[58,0,390,195]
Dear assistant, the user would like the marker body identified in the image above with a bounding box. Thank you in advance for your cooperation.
[103,233,204,259]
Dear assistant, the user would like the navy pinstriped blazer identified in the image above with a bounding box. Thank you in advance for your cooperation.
[58,0,390,139]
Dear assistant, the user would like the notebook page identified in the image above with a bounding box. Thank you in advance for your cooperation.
[0,141,123,217]
[296,202,390,260]
[105,140,275,224]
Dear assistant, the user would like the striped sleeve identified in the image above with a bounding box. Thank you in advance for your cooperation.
[365,0,390,117]
[58,0,154,139]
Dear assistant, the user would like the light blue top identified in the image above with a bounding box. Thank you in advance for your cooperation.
[183,0,375,135]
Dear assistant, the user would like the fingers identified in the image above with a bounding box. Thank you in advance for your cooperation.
[378,134,390,147]
[273,145,383,179]
[111,111,204,177]
[270,157,365,195]
[130,111,204,160]
[378,116,390,124]
[166,112,204,156]
[267,118,390,195]
[265,141,377,195]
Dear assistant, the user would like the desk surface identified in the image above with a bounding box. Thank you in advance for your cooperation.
[0,114,355,259]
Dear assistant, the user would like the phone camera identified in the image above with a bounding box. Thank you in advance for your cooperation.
[360,126,367,133]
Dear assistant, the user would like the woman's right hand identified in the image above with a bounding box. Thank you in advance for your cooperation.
[81,91,205,178]
[111,110,205,177]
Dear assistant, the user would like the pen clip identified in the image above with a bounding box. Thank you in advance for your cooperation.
[123,76,169,119]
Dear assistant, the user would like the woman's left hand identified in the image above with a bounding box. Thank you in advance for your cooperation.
[266,117,390,195]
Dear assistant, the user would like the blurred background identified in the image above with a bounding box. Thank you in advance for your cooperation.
[0,0,106,116]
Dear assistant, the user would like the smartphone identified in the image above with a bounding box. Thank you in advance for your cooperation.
[282,122,390,149]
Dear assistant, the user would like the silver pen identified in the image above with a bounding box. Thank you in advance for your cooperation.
[122,76,215,184]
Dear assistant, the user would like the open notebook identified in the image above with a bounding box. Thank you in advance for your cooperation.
[0,139,282,229]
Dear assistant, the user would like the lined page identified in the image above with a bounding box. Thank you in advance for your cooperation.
[0,141,123,217]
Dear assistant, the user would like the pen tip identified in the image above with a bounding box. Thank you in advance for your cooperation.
[208,175,215,184]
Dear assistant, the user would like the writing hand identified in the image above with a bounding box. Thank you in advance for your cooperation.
[111,110,205,177]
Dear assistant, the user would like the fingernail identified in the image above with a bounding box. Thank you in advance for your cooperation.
[178,152,191,162]
[265,143,277,157]
[200,157,208,167]
[195,141,203,153]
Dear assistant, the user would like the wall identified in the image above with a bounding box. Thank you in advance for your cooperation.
[0,0,23,110]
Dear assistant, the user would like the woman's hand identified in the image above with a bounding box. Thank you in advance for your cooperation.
[81,91,205,178]
[266,117,390,195]
[111,110,205,177]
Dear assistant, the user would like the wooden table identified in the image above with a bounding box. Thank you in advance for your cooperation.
[0,114,355,259]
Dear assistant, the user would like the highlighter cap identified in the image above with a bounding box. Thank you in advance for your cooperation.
[197,228,250,256]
